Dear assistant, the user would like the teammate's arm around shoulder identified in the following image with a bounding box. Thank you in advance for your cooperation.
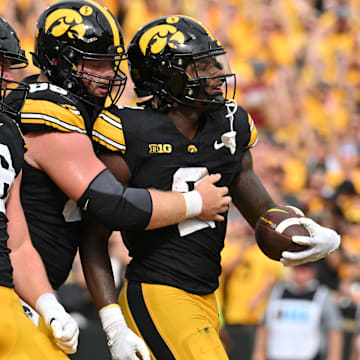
[7,172,79,354]
[24,130,230,231]
[99,152,232,230]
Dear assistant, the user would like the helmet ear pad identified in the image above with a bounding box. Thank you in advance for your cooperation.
[60,48,76,88]
[157,63,187,98]
[51,46,82,91]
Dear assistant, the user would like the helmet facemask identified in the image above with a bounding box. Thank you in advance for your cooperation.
[146,51,235,112]
[53,46,127,108]
[0,50,28,119]
[180,51,236,111]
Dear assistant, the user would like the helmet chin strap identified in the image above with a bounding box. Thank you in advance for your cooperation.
[206,93,224,102]
[82,92,106,109]
[221,99,237,155]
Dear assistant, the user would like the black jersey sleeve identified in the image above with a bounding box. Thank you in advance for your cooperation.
[234,106,258,150]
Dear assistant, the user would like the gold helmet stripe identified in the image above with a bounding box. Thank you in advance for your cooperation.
[83,0,120,46]
[180,15,215,40]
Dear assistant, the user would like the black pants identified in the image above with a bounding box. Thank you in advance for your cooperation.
[226,324,257,360]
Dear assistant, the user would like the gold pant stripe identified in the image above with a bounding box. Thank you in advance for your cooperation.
[120,281,175,359]
[119,281,229,360]
[119,282,156,359]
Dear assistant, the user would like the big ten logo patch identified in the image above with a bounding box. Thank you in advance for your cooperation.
[149,144,172,154]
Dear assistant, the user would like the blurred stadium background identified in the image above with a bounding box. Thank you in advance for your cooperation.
[3,0,360,359]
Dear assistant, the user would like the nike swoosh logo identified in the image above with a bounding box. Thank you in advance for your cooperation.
[214,140,225,150]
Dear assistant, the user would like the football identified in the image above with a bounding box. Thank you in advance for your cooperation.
[255,206,310,261]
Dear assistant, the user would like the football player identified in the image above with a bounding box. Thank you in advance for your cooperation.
[4,1,231,359]
[79,16,341,359]
[0,17,78,358]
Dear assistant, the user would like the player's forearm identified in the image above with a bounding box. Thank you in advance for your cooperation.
[78,169,204,231]
[230,152,276,228]
[7,174,54,307]
[81,253,118,310]
[11,241,54,308]
[79,222,118,310]
[146,189,186,229]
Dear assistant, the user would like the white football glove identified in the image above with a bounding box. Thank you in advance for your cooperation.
[280,217,341,266]
[99,304,150,360]
[36,293,79,354]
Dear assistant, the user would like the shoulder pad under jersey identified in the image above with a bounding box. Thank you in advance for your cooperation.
[92,105,144,153]
[232,104,258,150]
[244,112,258,149]
[18,82,87,135]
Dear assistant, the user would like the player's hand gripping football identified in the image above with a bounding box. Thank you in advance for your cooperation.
[280,218,341,266]
[195,174,231,221]
[99,304,150,360]
[36,293,79,353]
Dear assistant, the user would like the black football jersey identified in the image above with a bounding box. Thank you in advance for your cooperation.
[93,103,258,294]
[0,112,26,288]
[6,75,96,289]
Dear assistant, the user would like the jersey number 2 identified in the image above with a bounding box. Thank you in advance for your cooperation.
[172,167,215,237]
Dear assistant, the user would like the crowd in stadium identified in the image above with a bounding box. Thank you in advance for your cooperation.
[2,0,360,359]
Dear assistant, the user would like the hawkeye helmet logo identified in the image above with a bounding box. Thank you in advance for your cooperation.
[139,17,185,56]
[45,6,93,40]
